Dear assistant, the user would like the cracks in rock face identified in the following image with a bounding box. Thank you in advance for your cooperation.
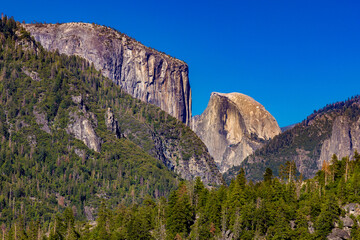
[151,133,174,171]
[349,129,353,151]
[24,23,192,126]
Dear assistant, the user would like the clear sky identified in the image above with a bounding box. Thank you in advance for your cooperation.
[2,0,360,127]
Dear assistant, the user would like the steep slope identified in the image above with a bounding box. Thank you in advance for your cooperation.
[0,18,222,223]
[23,22,192,125]
[226,96,360,182]
[192,92,281,173]
[20,22,222,185]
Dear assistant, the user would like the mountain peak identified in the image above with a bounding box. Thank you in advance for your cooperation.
[193,92,281,173]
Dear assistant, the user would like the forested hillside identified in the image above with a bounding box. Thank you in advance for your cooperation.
[0,15,222,231]
[0,15,180,222]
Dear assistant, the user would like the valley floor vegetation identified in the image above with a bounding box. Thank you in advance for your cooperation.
[2,153,360,240]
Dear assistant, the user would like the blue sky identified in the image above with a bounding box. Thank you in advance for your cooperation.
[2,0,360,127]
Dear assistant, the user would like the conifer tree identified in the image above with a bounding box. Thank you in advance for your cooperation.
[263,168,273,183]
[166,182,194,239]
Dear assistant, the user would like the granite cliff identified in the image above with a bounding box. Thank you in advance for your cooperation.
[319,115,360,164]
[192,92,281,173]
[23,22,192,125]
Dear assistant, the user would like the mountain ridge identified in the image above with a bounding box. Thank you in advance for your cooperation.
[224,95,360,182]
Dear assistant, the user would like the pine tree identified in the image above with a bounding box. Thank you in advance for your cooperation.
[166,182,194,239]
[193,177,206,211]
[91,202,111,240]
[279,161,297,183]
[263,168,273,183]
[63,207,79,240]
[315,195,340,237]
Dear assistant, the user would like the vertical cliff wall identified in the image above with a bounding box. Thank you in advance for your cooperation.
[23,23,192,125]
[319,116,360,165]
[192,92,281,173]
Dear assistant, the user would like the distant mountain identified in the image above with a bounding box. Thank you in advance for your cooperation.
[280,123,297,132]
[0,17,222,223]
[224,96,360,182]
[192,92,281,173]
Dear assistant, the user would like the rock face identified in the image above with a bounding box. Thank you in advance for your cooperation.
[327,228,350,240]
[22,68,41,81]
[66,98,101,152]
[23,23,192,125]
[33,109,51,134]
[152,131,223,185]
[343,203,360,217]
[192,92,281,173]
[119,107,224,186]
[67,110,101,152]
[105,108,121,138]
[319,116,360,164]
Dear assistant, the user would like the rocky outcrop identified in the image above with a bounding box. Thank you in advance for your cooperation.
[119,110,223,186]
[192,92,281,173]
[327,228,350,240]
[319,116,360,165]
[340,216,354,229]
[153,132,223,185]
[84,206,95,222]
[23,23,192,125]
[343,203,360,216]
[66,108,101,152]
[326,204,359,240]
[105,108,121,138]
[22,68,41,81]
[33,109,51,134]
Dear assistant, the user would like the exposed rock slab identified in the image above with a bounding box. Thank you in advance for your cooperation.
[343,203,360,217]
[33,109,51,134]
[105,108,121,138]
[66,110,101,152]
[319,116,360,164]
[327,228,350,240]
[154,133,223,185]
[23,23,192,126]
[340,216,354,228]
[192,92,281,173]
[22,68,41,81]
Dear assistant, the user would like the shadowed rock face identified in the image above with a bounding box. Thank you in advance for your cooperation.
[192,92,281,173]
[23,23,192,125]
